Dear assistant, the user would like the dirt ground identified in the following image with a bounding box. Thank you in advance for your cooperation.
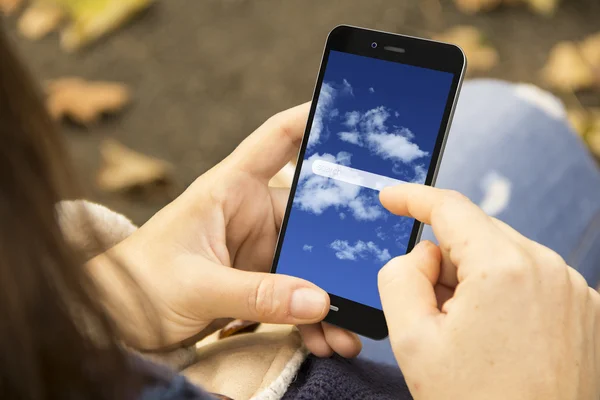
[4,0,600,225]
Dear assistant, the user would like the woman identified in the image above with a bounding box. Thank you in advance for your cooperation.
[1,22,599,399]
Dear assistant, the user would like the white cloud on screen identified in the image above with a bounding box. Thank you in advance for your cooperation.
[330,240,391,262]
[309,80,359,149]
[294,152,385,221]
[376,226,386,240]
[367,132,427,163]
[302,245,313,252]
[369,87,375,93]
[363,106,389,132]
[399,127,415,140]
[342,79,354,96]
[338,131,361,145]
[336,106,428,164]
[308,83,336,149]
[412,164,427,184]
[348,194,384,221]
[336,151,353,166]
[343,111,361,128]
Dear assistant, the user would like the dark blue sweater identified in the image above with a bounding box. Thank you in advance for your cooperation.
[138,354,412,400]
[283,355,412,400]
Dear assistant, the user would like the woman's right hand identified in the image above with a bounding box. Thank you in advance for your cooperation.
[378,184,600,400]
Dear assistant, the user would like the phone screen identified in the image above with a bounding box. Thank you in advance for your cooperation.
[274,49,455,310]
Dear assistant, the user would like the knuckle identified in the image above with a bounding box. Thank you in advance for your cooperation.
[249,278,278,319]
[444,189,469,202]
[266,111,295,142]
[588,287,600,311]
[494,248,531,281]
[532,244,566,267]
[433,190,470,220]
[567,267,590,296]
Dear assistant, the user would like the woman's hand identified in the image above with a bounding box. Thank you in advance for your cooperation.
[378,184,600,400]
[90,103,361,357]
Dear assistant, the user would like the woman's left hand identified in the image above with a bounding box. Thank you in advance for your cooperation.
[91,103,361,358]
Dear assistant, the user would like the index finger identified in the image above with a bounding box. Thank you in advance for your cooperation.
[380,184,508,268]
[230,102,310,181]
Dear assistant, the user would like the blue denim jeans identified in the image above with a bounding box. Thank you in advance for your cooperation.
[361,79,600,366]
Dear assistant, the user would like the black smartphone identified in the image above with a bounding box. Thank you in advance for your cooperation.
[271,25,466,340]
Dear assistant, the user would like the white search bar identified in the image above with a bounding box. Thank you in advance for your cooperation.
[312,160,406,191]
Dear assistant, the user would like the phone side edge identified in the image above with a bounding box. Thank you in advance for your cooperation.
[415,45,467,243]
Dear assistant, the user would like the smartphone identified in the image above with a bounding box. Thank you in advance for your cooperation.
[271,25,466,340]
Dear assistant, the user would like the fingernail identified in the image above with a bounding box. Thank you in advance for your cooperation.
[290,288,327,320]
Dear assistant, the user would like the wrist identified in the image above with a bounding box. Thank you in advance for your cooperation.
[86,248,161,350]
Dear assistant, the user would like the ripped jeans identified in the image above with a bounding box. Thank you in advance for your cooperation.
[361,79,600,366]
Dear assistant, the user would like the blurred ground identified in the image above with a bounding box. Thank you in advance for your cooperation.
[3,0,600,225]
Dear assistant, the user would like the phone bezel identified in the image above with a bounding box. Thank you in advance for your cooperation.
[270,25,466,340]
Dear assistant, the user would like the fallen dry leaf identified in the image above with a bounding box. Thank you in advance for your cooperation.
[0,0,23,15]
[434,26,499,73]
[452,0,559,15]
[57,0,152,51]
[18,2,65,40]
[218,320,260,339]
[525,0,560,15]
[580,32,600,73]
[46,77,130,125]
[453,0,502,14]
[541,41,596,92]
[97,139,172,192]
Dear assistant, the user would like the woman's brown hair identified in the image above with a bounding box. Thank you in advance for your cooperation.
[0,24,141,399]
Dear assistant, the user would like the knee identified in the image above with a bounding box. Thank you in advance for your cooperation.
[460,79,566,121]
[511,83,566,121]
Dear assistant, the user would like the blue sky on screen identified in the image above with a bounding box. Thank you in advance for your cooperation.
[277,50,453,309]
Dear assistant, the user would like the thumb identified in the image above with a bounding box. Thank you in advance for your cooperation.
[202,265,330,324]
[378,241,442,334]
